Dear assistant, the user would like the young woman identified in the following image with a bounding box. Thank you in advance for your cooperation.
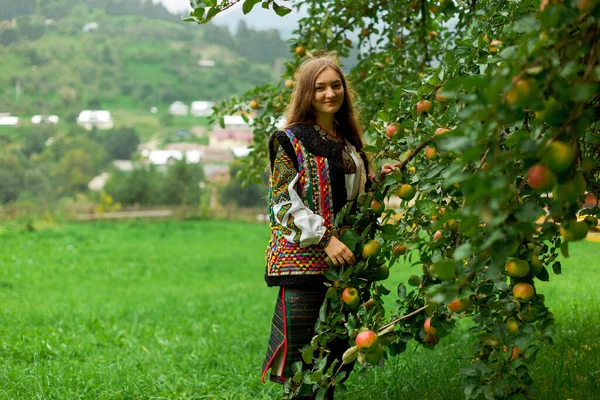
[261,55,395,400]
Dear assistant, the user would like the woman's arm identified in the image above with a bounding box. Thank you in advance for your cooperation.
[271,141,358,266]
[271,145,333,248]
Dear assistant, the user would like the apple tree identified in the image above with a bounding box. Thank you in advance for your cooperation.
[188,0,600,398]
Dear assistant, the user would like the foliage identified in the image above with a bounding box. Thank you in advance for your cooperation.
[98,126,141,161]
[220,158,268,208]
[190,0,600,398]
[103,160,206,206]
[0,0,290,115]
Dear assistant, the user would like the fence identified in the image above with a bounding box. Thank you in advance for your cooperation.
[0,204,269,224]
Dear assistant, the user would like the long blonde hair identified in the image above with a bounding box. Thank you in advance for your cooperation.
[285,55,364,150]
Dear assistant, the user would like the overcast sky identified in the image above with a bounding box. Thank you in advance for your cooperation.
[157,0,302,36]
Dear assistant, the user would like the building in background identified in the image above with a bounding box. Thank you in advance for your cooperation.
[169,101,189,116]
[190,101,215,117]
[76,110,114,130]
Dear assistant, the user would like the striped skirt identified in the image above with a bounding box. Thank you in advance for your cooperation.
[262,285,327,384]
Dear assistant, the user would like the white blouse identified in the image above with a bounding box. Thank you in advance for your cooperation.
[271,140,366,247]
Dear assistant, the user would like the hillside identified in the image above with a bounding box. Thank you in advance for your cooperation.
[0,0,290,123]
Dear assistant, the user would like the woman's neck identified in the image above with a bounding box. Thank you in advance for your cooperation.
[315,114,335,136]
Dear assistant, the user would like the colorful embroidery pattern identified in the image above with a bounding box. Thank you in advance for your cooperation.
[271,147,294,204]
[342,150,357,173]
[266,129,335,277]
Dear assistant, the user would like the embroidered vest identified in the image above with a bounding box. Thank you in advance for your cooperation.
[265,128,334,286]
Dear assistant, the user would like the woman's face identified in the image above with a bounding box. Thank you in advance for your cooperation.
[311,67,344,118]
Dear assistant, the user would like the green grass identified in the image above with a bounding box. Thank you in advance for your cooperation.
[0,222,598,399]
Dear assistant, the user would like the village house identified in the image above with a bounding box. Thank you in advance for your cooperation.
[141,149,204,166]
[0,113,19,126]
[168,101,188,116]
[190,101,214,117]
[197,59,216,68]
[76,110,114,130]
[31,115,59,124]
[82,22,99,32]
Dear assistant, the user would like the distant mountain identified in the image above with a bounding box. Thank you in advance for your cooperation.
[0,0,291,117]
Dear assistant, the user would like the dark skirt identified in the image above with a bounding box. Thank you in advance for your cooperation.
[262,285,327,383]
[262,285,354,386]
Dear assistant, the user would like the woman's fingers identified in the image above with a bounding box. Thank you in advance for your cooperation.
[337,250,355,266]
[324,237,356,266]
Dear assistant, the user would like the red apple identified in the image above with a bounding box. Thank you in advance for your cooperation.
[424,333,440,345]
[448,297,471,313]
[425,147,440,160]
[436,87,448,102]
[386,123,402,138]
[342,287,361,309]
[527,164,556,191]
[355,330,379,352]
[424,317,437,335]
[416,100,433,114]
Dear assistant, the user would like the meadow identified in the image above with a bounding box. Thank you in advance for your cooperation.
[0,221,598,399]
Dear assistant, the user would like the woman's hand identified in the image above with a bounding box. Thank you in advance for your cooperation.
[324,236,356,267]
[377,163,397,182]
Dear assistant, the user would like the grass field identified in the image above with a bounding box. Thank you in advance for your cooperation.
[0,221,598,399]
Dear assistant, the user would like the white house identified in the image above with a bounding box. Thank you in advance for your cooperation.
[169,101,189,116]
[83,22,99,32]
[0,114,19,126]
[231,146,253,158]
[88,172,109,191]
[76,110,114,130]
[31,115,59,124]
[141,149,204,166]
[190,101,215,117]
[223,114,253,127]
[197,59,216,68]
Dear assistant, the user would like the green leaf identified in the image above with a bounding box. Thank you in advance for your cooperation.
[362,145,379,153]
[512,16,539,33]
[242,0,261,14]
[310,370,323,383]
[190,7,205,18]
[552,261,561,275]
[381,224,397,240]
[205,7,220,22]
[536,266,550,282]
[340,229,361,253]
[342,346,359,364]
[302,346,314,364]
[436,136,474,153]
[272,2,292,16]
[515,202,544,222]
[416,199,437,217]
[453,242,473,261]
[347,313,357,331]
[322,269,339,282]
[569,83,599,102]
[319,302,327,322]
[315,387,327,400]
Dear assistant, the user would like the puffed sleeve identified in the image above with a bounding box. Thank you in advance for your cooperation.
[271,144,333,248]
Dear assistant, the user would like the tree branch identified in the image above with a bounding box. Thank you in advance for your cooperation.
[378,305,428,334]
